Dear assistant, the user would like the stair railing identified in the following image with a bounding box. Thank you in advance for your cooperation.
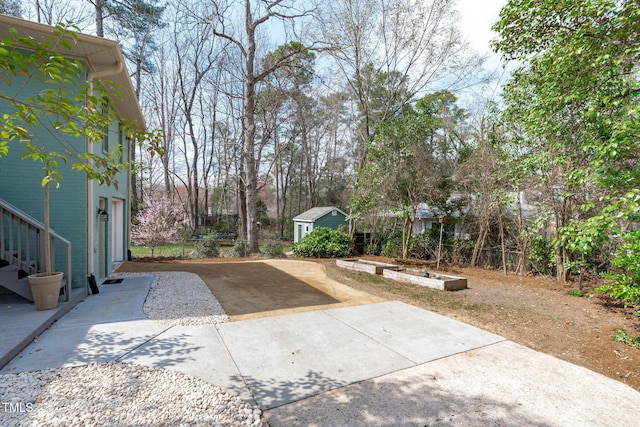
[0,198,72,301]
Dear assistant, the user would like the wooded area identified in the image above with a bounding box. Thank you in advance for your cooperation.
[2,0,639,310]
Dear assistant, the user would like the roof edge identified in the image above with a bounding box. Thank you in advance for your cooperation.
[0,14,146,130]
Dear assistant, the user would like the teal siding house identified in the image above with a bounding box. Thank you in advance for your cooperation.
[293,207,348,243]
[0,15,145,299]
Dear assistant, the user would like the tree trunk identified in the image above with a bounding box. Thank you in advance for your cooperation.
[471,212,489,267]
[238,157,247,237]
[43,180,52,274]
[95,1,105,37]
[498,207,507,275]
[241,0,259,253]
[555,196,571,282]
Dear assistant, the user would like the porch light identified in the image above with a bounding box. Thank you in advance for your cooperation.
[97,208,109,222]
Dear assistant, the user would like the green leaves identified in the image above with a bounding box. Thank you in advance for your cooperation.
[495,0,640,301]
[292,227,352,258]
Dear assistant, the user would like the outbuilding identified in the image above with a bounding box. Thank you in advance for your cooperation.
[293,207,348,243]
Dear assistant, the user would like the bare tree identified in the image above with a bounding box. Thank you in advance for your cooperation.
[205,0,314,252]
[316,0,483,237]
[317,0,479,167]
[21,0,92,27]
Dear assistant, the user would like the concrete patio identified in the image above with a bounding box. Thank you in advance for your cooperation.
[0,287,85,369]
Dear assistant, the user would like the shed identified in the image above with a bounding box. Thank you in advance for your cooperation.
[293,207,348,243]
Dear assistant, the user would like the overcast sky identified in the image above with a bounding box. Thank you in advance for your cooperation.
[456,0,505,55]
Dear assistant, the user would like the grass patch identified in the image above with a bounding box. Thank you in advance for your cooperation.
[130,238,251,259]
[130,242,194,258]
[614,329,640,348]
[447,300,464,310]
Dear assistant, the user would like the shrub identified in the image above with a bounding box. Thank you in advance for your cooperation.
[381,230,403,258]
[597,231,640,317]
[232,238,250,257]
[293,227,352,258]
[193,235,220,258]
[527,236,554,275]
[262,240,285,258]
[409,233,435,260]
[365,243,380,256]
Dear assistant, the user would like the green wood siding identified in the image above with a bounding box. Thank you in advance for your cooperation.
[92,120,130,276]
[293,209,347,242]
[0,54,130,286]
[314,212,348,230]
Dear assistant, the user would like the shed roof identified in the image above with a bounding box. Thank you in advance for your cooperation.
[293,206,348,222]
[0,14,145,130]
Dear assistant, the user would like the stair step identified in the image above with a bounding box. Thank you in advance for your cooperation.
[0,266,33,301]
[0,270,67,302]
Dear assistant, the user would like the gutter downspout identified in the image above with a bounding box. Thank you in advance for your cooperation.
[86,61,123,291]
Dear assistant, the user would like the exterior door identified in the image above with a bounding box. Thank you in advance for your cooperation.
[111,198,124,262]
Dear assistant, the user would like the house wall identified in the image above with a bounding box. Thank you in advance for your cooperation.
[293,221,310,243]
[0,51,131,285]
[315,212,348,230]
[0,54,89,288]
[91,120,130,278]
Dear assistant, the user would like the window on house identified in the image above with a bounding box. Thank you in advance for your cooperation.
[332,209,337,216]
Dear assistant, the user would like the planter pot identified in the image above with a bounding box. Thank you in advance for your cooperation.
[28,272,63,311]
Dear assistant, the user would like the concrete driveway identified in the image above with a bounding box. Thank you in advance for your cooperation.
[2,262,639,426]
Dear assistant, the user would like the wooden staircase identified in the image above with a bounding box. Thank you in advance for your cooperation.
[0,198,72,302]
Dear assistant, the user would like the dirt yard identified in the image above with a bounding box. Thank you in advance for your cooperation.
[116,256,640,392]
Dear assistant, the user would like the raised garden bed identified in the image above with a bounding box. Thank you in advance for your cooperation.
[336,259,399,275]
[382,268,467,291]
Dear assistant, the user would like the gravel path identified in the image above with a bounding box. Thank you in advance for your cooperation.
[1,272,264,427]
[126,271,229,326]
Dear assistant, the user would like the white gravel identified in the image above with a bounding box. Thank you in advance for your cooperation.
[1,362,263,426]
[116,271,230,326]
[1,271,264,427]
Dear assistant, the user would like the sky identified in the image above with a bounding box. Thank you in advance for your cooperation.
[456,0,506,55]
[455,0,512,102]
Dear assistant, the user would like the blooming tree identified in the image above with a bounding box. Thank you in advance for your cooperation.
[131,196,182,256]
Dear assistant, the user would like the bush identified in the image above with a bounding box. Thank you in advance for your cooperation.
[597,230,640,316]
[409,233,435,260]
[293,227,352,258]
[365,242,380,256]
[381,230,403,258]
[193,235,220,258]
[262,240,285,258]
[232,238,250,257]
[528,236,554,275]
